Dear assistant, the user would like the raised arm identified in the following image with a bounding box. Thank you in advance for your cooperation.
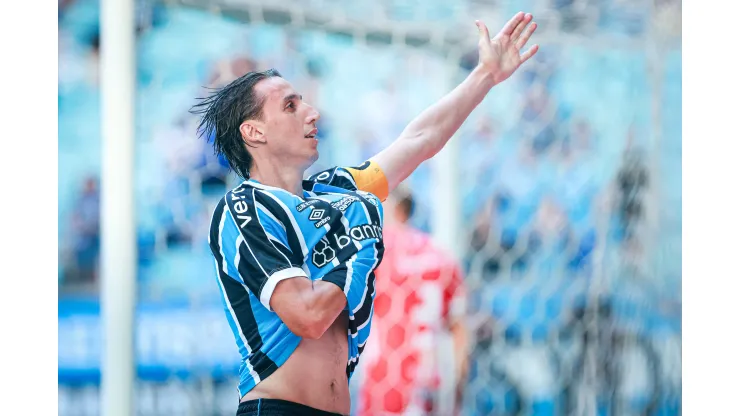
[370,12,539,192]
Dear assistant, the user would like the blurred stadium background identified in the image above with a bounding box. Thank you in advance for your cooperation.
[58,0,681,414]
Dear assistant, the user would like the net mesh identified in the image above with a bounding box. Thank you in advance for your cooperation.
[58,0,681,414]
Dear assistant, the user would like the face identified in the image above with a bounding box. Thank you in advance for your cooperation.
[247,77,321,169]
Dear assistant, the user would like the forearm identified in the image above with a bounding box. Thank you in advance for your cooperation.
[450,321,469,384]
[370,13,538,193]
[271,277,347,339]
[303,280,348,332]
[452,325,469,412]
[401,65,495,157]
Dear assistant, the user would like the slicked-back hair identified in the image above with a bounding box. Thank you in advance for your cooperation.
[191,69,282,179]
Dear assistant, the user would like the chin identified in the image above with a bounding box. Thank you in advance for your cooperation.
[300,150,319,171]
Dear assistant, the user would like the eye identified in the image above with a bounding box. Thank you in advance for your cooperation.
[285,101,296,111]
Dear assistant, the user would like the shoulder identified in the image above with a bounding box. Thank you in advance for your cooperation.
[225,181,299,213]
[209,184,254,237]
[212,183,297,240]
[303,161,389,201]
[208,196,230,246]
[211,182,274,229]
[303,166,358,192]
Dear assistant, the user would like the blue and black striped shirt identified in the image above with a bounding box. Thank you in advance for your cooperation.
[208,164,386,398]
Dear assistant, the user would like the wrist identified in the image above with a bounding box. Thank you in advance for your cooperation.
[472,64,497,89]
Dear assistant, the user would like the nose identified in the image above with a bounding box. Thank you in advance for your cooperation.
[305,104,321,125]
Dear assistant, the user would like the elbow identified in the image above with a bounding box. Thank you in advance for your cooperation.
[298,324,326,340]
[281,281,345,339]
[288,310,330,340]
[304,306,334,339]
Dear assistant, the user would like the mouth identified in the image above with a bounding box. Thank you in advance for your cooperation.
[304,128,318,139]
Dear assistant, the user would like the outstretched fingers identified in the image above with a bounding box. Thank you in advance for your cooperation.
[510,13,532,42]
[515,21,538,50]
[499,12,525,37]
[520,44,540,63]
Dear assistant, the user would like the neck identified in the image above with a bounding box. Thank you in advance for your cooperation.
[249,160,305,196]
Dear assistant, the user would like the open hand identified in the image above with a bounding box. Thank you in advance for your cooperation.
[476,12,539,85]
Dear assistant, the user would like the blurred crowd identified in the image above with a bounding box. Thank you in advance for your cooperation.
[58,0,678,296]
[58,0,681,414]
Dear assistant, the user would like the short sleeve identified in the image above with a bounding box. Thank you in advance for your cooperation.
[308,160,389,201]
[211,190,307,311]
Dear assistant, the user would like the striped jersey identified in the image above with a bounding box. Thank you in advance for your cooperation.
[208,162,388,398]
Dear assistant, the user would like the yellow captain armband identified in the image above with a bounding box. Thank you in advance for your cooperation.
[344,160,389,202]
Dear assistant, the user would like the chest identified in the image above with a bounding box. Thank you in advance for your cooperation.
[293,190,382,237]
[284,190,385,276]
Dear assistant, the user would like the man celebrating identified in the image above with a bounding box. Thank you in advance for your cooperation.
[192,13,538,416]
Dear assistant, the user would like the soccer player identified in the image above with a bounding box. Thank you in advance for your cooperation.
[359,187,468,416]
[192,13,538,416]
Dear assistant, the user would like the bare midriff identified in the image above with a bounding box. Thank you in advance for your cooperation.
[241,311,351,415]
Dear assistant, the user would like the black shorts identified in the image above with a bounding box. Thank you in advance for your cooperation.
[236,398,346,416]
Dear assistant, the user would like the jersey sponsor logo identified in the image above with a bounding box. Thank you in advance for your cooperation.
[236,215,251,228]
[311,224,383,267]
[331,196,360,212]
[312,236,336,268]
[348,224,383,243]
[229,188,252,228]
[296,200,320,212]
[331,224,383,251]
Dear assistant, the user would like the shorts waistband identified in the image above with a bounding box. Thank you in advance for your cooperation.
[237,398,346,416]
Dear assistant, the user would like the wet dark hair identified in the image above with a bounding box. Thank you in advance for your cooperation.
[190,69,282,179]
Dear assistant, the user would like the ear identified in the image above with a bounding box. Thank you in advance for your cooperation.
[239,120,266,146]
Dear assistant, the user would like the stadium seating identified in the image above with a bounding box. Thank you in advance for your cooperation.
[58,1,681,414]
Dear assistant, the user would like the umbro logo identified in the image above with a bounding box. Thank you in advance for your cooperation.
[309,209,325,221]
[309,208,331,228]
